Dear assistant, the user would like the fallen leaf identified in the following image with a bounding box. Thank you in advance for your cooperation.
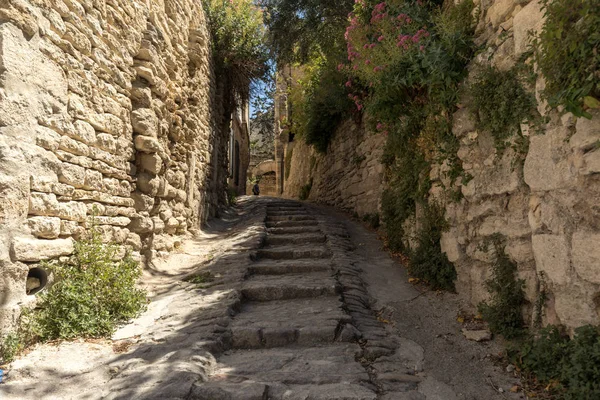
[456,316,465,324]
[408,278,420,284]
[510,385,519,393]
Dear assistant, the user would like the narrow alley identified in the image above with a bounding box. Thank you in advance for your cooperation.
[3,198,521,400]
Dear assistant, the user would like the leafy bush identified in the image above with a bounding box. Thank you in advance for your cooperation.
[0,332,23,364]
[288,56,353,153]
[29,230,147,341]
[510,325,600,399]
[202,0,269,113]
[469,65,537,151]
[533,0,600,118]
[478,235,526,339]
[409,202,456,291]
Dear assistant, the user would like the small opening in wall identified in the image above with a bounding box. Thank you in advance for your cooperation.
[26,267,48,296]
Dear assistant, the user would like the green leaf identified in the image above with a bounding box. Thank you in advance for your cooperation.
[583,96,600,109]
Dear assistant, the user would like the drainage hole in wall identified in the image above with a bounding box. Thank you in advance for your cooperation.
[26,267,48,295]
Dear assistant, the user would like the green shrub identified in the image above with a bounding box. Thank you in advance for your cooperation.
[289,56,353,153]
[478,235,526,339]
[299,179,313,200]
[469,65,537,152]
[533,0,600,118]
[29,230,147,341]
[202,0,269,104]
[510,325,600,399]
[409,202,456,291]
[0,332,23,364]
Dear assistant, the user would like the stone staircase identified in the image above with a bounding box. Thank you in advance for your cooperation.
[189,201,378,399]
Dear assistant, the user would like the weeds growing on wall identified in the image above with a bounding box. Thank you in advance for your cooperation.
[27,229,147,341]
[509,325,600,399]
[469,65,537,153]
[478,234,525,339]
[288,56,354,153]
[409,202,456,291]
[533,0,600,118]
[345,0,475,287]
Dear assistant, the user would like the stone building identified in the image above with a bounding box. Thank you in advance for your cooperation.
[0,0,236,333]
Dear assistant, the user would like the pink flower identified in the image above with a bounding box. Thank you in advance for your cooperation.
[345,80,352,87]
[365,59,371,65]
[369,43,376,48]
[376,122,384,130]
[419,45,424,51]
[378,35,384,42]
[353,65,359,70]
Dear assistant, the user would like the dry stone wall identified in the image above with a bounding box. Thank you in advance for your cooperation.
[283,0,600,331]
[0,0,229,332]
[283,120,385,217]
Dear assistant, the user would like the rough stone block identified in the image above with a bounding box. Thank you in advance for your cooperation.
[134,135,161,153]
[60,220,81,236]
[83,169,103,191]
[571,232,600,284]
[531,234,570,286]
[28,216,61,239]
[128,215,153,234]
[487,0,516,28]
[440,231,462,263]
[139,153,162,174]
[554,286,600,329]
[59,162,86,188]
[57,201,87,222]
[137,172,160,196]
[131,108,158,137]
[11,237,74,262]
[524,127,575,191]
[513,0,545,56]
[29,192,60,216]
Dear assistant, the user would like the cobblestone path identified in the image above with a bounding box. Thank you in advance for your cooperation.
[3,197,517,400]
[190,199,435,400]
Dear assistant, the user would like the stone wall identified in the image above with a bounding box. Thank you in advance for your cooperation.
[283,120,385,217]
[0,0,229,332]
[282,0,600,331]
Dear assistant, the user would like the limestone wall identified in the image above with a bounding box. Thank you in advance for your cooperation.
[0,0,228,332]
[282,0,600,330]
[283,120,385,216]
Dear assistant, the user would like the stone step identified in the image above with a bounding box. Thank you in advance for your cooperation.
[210,344,370,384]
[230,297,350,348]
[265,233,326,246]
[242,272,338,301]
[255,245,331,260]
[266,215,315,222]
[267,203,303,209]
[189,345,376,399]
[267,209,309,216]
[267,226,322,235]
[190,381,376,400]
[248,259,331,275]
[266,219,319,228]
